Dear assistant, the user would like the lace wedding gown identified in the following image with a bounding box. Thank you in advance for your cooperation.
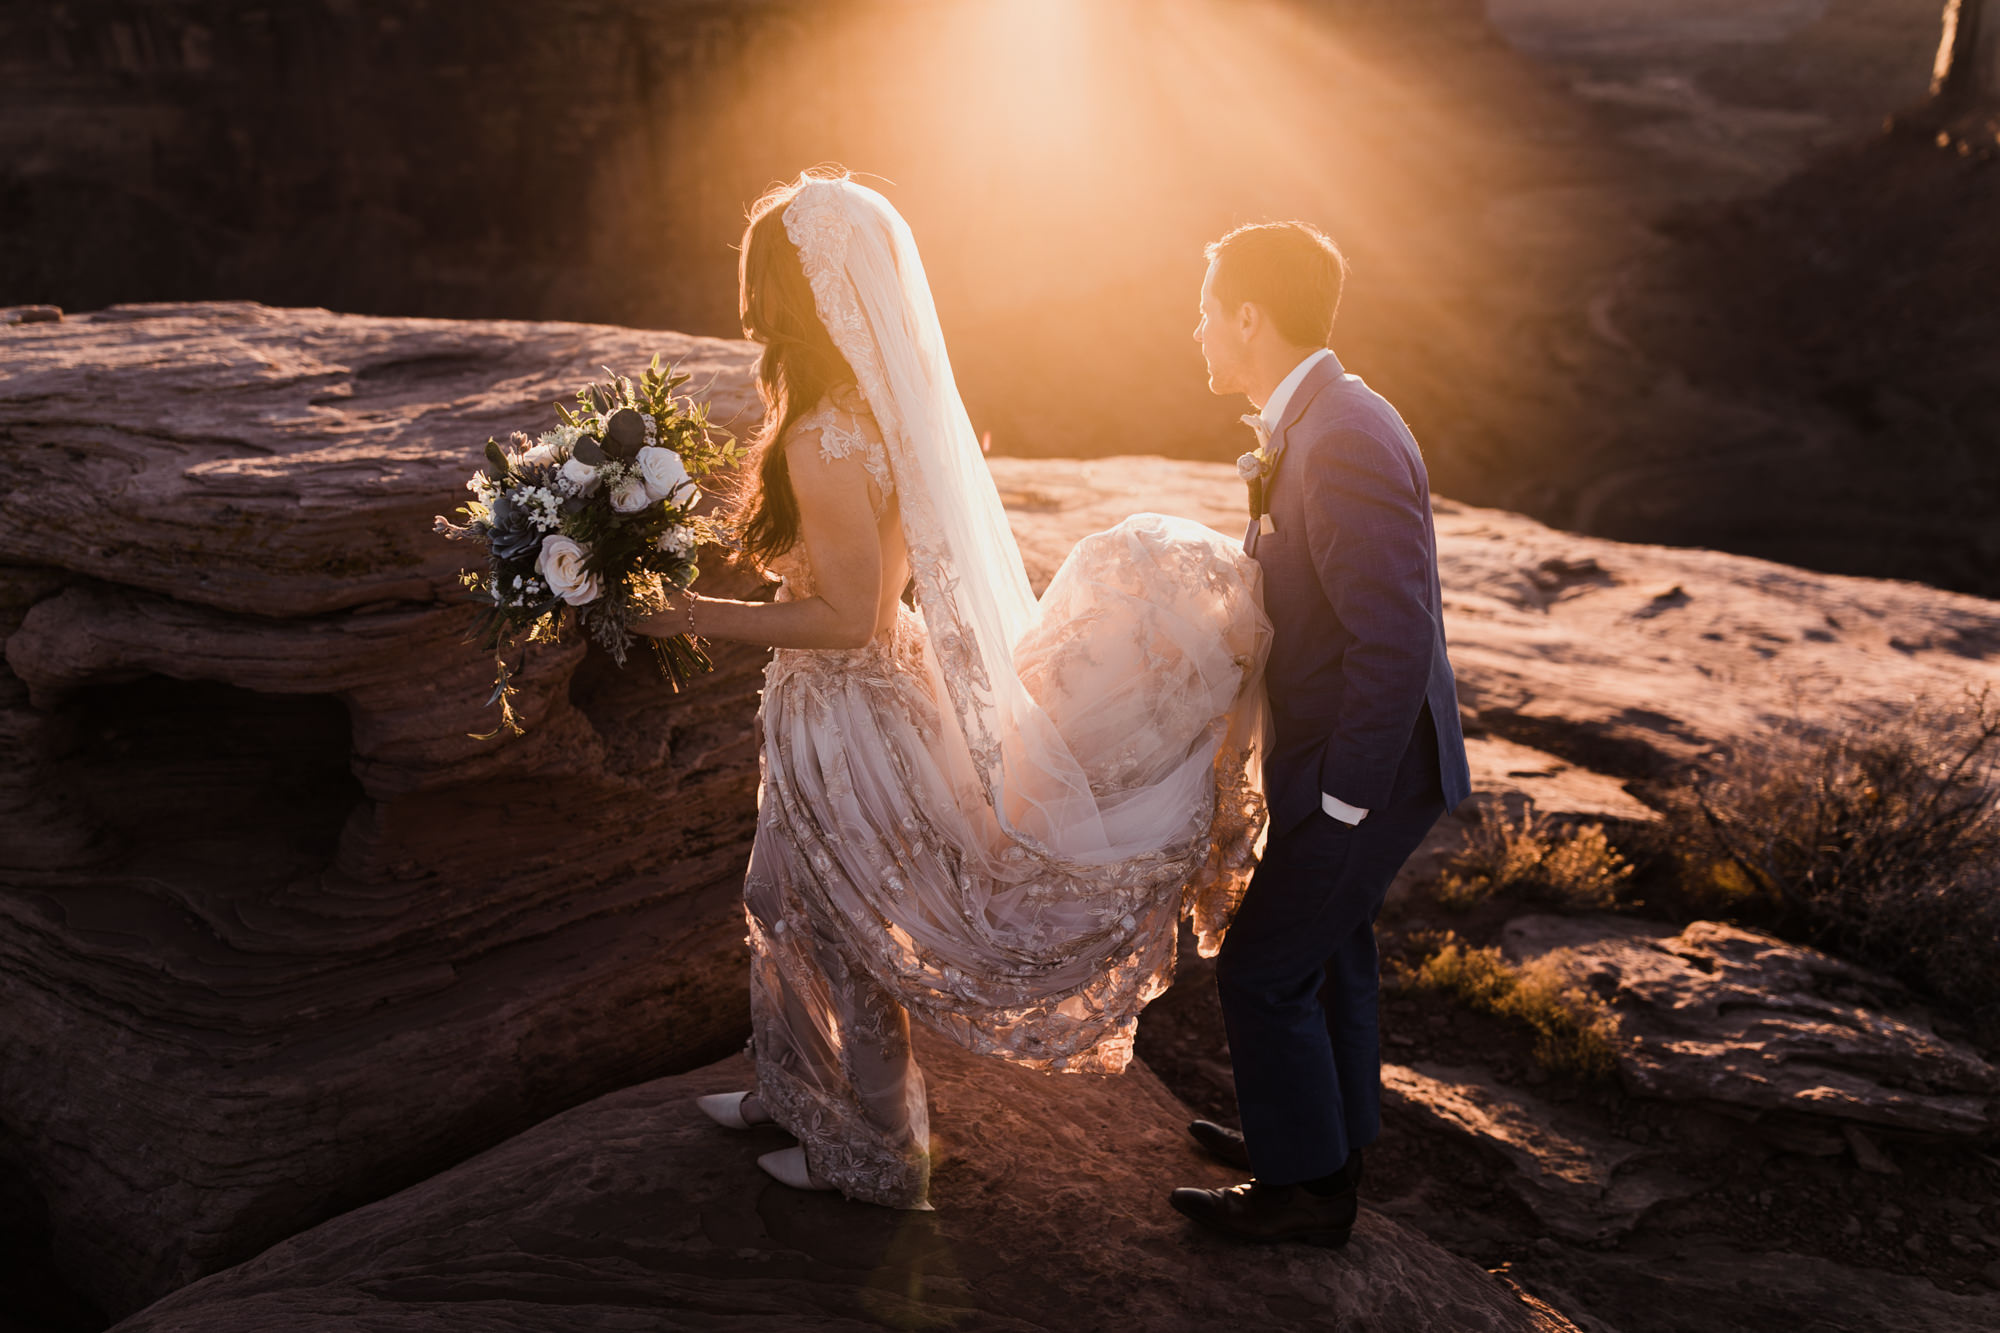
[737,179,1271,1209]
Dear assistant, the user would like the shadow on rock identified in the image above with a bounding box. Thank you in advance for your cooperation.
[112,1030,1577,1332]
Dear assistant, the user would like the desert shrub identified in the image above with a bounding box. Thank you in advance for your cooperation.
[1434,806,1634,913]
[1668,687,2000,1025]
[1395,935,1620,1080]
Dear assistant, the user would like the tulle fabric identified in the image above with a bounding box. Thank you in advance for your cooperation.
[741,183,1270,1209]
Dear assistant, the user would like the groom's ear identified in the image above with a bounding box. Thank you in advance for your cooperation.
[1234,300,1264,341]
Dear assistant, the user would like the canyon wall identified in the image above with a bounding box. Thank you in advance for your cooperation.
[7,302,1998,1318]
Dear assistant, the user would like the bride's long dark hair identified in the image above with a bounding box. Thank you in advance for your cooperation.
[732,170,859,568]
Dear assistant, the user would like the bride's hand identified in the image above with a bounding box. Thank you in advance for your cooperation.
[638,590,698,639]
[626,432,882,652]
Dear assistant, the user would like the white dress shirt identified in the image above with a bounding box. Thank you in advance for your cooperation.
[1257,346,1334,437]
[1258,348,1368,828]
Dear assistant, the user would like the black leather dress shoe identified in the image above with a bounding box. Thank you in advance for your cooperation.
[1187,1119,1253,1171]
[1169,1179,1357,1247]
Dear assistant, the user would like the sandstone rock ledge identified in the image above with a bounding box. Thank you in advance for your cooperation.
[0,303,770,1316]
[6,304,2000,1323]
[1503,916,2000,1143]
[111,1029,1576,1333]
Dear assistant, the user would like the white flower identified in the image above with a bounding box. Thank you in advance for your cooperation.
[558,457,600,496]
[535,535,601,605]
[522,441,559,466]
[635,446,692,504]
[609,473,652,514]
[656,525,697,557]
[513,485,560,530]
[1236,450,1268,483]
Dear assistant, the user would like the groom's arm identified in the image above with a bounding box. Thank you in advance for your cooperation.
[1300,426,1438,813]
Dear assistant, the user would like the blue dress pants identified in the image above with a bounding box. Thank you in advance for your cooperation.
[1214,724,1446,1186]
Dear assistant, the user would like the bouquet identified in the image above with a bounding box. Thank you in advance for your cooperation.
[435,356,741,737]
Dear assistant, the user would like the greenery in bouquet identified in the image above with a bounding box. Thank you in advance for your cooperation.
[435,356,742,736]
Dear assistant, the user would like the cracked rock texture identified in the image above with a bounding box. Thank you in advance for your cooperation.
[4,304,1999,1319]
[111,1027,1576,1333]
[0,303,770,1316]
[1382,1062,1700,1243]
[1502,915,2000,1141]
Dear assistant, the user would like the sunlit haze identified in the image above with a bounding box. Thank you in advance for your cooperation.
[653,0,1528,465]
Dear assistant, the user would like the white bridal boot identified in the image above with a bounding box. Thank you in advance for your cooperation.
[756,1146,834,1192]
[694,1091,770,1130]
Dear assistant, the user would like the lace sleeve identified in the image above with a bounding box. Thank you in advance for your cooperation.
[799,396,894,509]
[815,412,870,463]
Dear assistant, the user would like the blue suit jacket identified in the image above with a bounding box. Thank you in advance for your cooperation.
[1245,352,1472,835]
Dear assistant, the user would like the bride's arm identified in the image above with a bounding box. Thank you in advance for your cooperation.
[635,426,883,651]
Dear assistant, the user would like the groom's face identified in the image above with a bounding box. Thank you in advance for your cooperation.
[1194,260,1250,397]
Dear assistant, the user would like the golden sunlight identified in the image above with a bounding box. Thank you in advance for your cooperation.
[688,0,1525,460]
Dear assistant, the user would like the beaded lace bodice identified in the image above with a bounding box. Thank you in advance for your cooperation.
[738,175,1271,1214]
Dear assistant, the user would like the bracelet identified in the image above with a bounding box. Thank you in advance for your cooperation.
[682,591,700,638]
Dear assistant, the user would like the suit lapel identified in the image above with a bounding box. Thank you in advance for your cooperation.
[1263,352,1345,479]
[1244,352,1345,555]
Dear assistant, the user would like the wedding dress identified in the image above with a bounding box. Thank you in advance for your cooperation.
[739,177,1271,1209]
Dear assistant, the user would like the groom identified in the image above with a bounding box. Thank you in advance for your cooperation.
[1171,222,1471,1245]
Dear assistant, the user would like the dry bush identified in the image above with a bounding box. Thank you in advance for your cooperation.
[1434,806,1634,913]
[1669,687,2000,1026]
[1394,934,1619,1080]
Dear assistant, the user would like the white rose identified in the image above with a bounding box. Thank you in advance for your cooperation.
[656,525,697,557]
[609,473,652,514]
[522,441,558,466]
[635,445,692,504]
[559,457,600,495]
[535,534,601,605]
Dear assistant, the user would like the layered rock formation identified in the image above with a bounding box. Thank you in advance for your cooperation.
[12,0,1983,612]
[110,1028,1576,1333]
[1502,916,2000,1143]
[1514,1244,2000,1333]
[0,0,1543,501]
[0,304,769,1315]
[988,452,2000,803]
[1380,1061,1700,1244]
[6,303,2000,1323]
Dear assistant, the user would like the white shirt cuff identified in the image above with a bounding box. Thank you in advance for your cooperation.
[1321,792,1369,825]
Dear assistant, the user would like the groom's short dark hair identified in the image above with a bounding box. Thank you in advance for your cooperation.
[1205,221,1347,347]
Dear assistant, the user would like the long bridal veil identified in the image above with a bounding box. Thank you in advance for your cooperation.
[769,174,1269,1073]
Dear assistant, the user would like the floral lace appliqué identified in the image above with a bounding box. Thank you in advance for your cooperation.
[749,179,1272,1215]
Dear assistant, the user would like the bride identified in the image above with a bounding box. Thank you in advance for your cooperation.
[638,170,1271,1209]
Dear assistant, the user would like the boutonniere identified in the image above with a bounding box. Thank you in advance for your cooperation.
[1236,447,1276,536]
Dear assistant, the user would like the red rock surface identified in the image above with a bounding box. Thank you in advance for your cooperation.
[1380,1061,1702,1245]
[1502,915,2000,1140]
[4,304,1998,1320]
[1,304,770,1315]
[111,1028,1577,1333]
